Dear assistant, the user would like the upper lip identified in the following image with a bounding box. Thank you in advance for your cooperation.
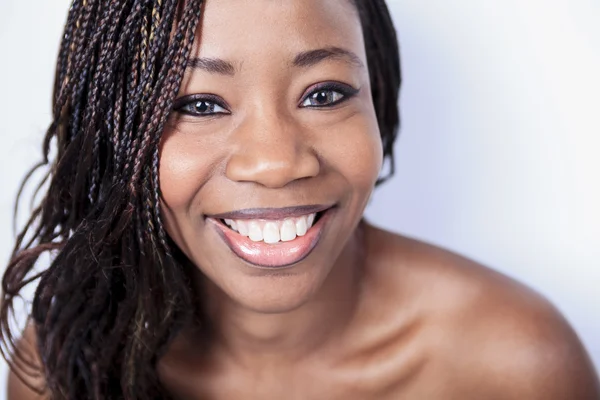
[207,204,334,220]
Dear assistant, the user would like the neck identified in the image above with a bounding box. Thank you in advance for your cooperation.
[198,227,366,366]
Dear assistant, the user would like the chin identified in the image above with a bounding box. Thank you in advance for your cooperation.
[212,260,332,314]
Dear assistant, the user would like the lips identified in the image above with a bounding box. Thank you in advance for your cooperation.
[208,204,332,220]
[207,206,334,268]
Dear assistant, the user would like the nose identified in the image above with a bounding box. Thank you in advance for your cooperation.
[225,112,320,188]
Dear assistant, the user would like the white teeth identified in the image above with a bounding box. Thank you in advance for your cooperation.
[224,219,237,231]
[263,222,280,244]
[280,219,297,241]
[295,216,307,236]
[237,219,249,236]
[248,221,263,242]
[307,213,315,228]
[222,212,319,244]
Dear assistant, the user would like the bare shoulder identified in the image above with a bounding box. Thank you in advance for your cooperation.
[362,223,600,399]
[6,322,50,400]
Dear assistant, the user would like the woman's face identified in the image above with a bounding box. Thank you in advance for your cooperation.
[160,0,382,312]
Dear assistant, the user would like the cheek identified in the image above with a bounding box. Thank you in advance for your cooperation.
[320,112,383,191]
[158,127,216,213]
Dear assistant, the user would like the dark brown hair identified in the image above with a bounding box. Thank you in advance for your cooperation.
[0,0,400,398]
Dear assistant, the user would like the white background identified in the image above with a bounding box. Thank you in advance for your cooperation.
[0,0,598,395]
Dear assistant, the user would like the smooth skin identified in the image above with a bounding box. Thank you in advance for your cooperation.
[8,0,600,399]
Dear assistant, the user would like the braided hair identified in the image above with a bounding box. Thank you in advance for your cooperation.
[0,0,401,398]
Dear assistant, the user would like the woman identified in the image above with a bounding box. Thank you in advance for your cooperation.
[2,0,599,398]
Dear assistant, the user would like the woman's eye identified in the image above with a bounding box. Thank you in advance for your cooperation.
[301,89,346,108]
[175,98,228,116]
[300,83,359,108]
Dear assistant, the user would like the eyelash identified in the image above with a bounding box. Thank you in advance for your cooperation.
[172,94,229,117]
[172,81,359,117]
[299,81,360,108]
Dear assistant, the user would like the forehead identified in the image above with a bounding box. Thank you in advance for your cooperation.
[191,0,365,64]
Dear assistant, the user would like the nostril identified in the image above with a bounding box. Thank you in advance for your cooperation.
[225,142,320,188]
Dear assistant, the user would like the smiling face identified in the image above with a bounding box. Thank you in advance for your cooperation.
[159,0,382,312]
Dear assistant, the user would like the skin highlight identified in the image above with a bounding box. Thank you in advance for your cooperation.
[3,0,600,399]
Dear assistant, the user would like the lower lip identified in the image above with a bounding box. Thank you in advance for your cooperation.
[208,210,333,269]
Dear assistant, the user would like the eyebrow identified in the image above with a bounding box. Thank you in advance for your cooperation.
[186,57,236,76]
[292,47,365,69]
[185,46,365,75]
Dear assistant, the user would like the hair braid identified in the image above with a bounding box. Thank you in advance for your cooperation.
[53,0,100,123]
[2,0,205,398]
[357,0,401,184]
[54,0,83,104]
[124,0,178,186]
[86,0,132,202]
[114,1,147,177]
